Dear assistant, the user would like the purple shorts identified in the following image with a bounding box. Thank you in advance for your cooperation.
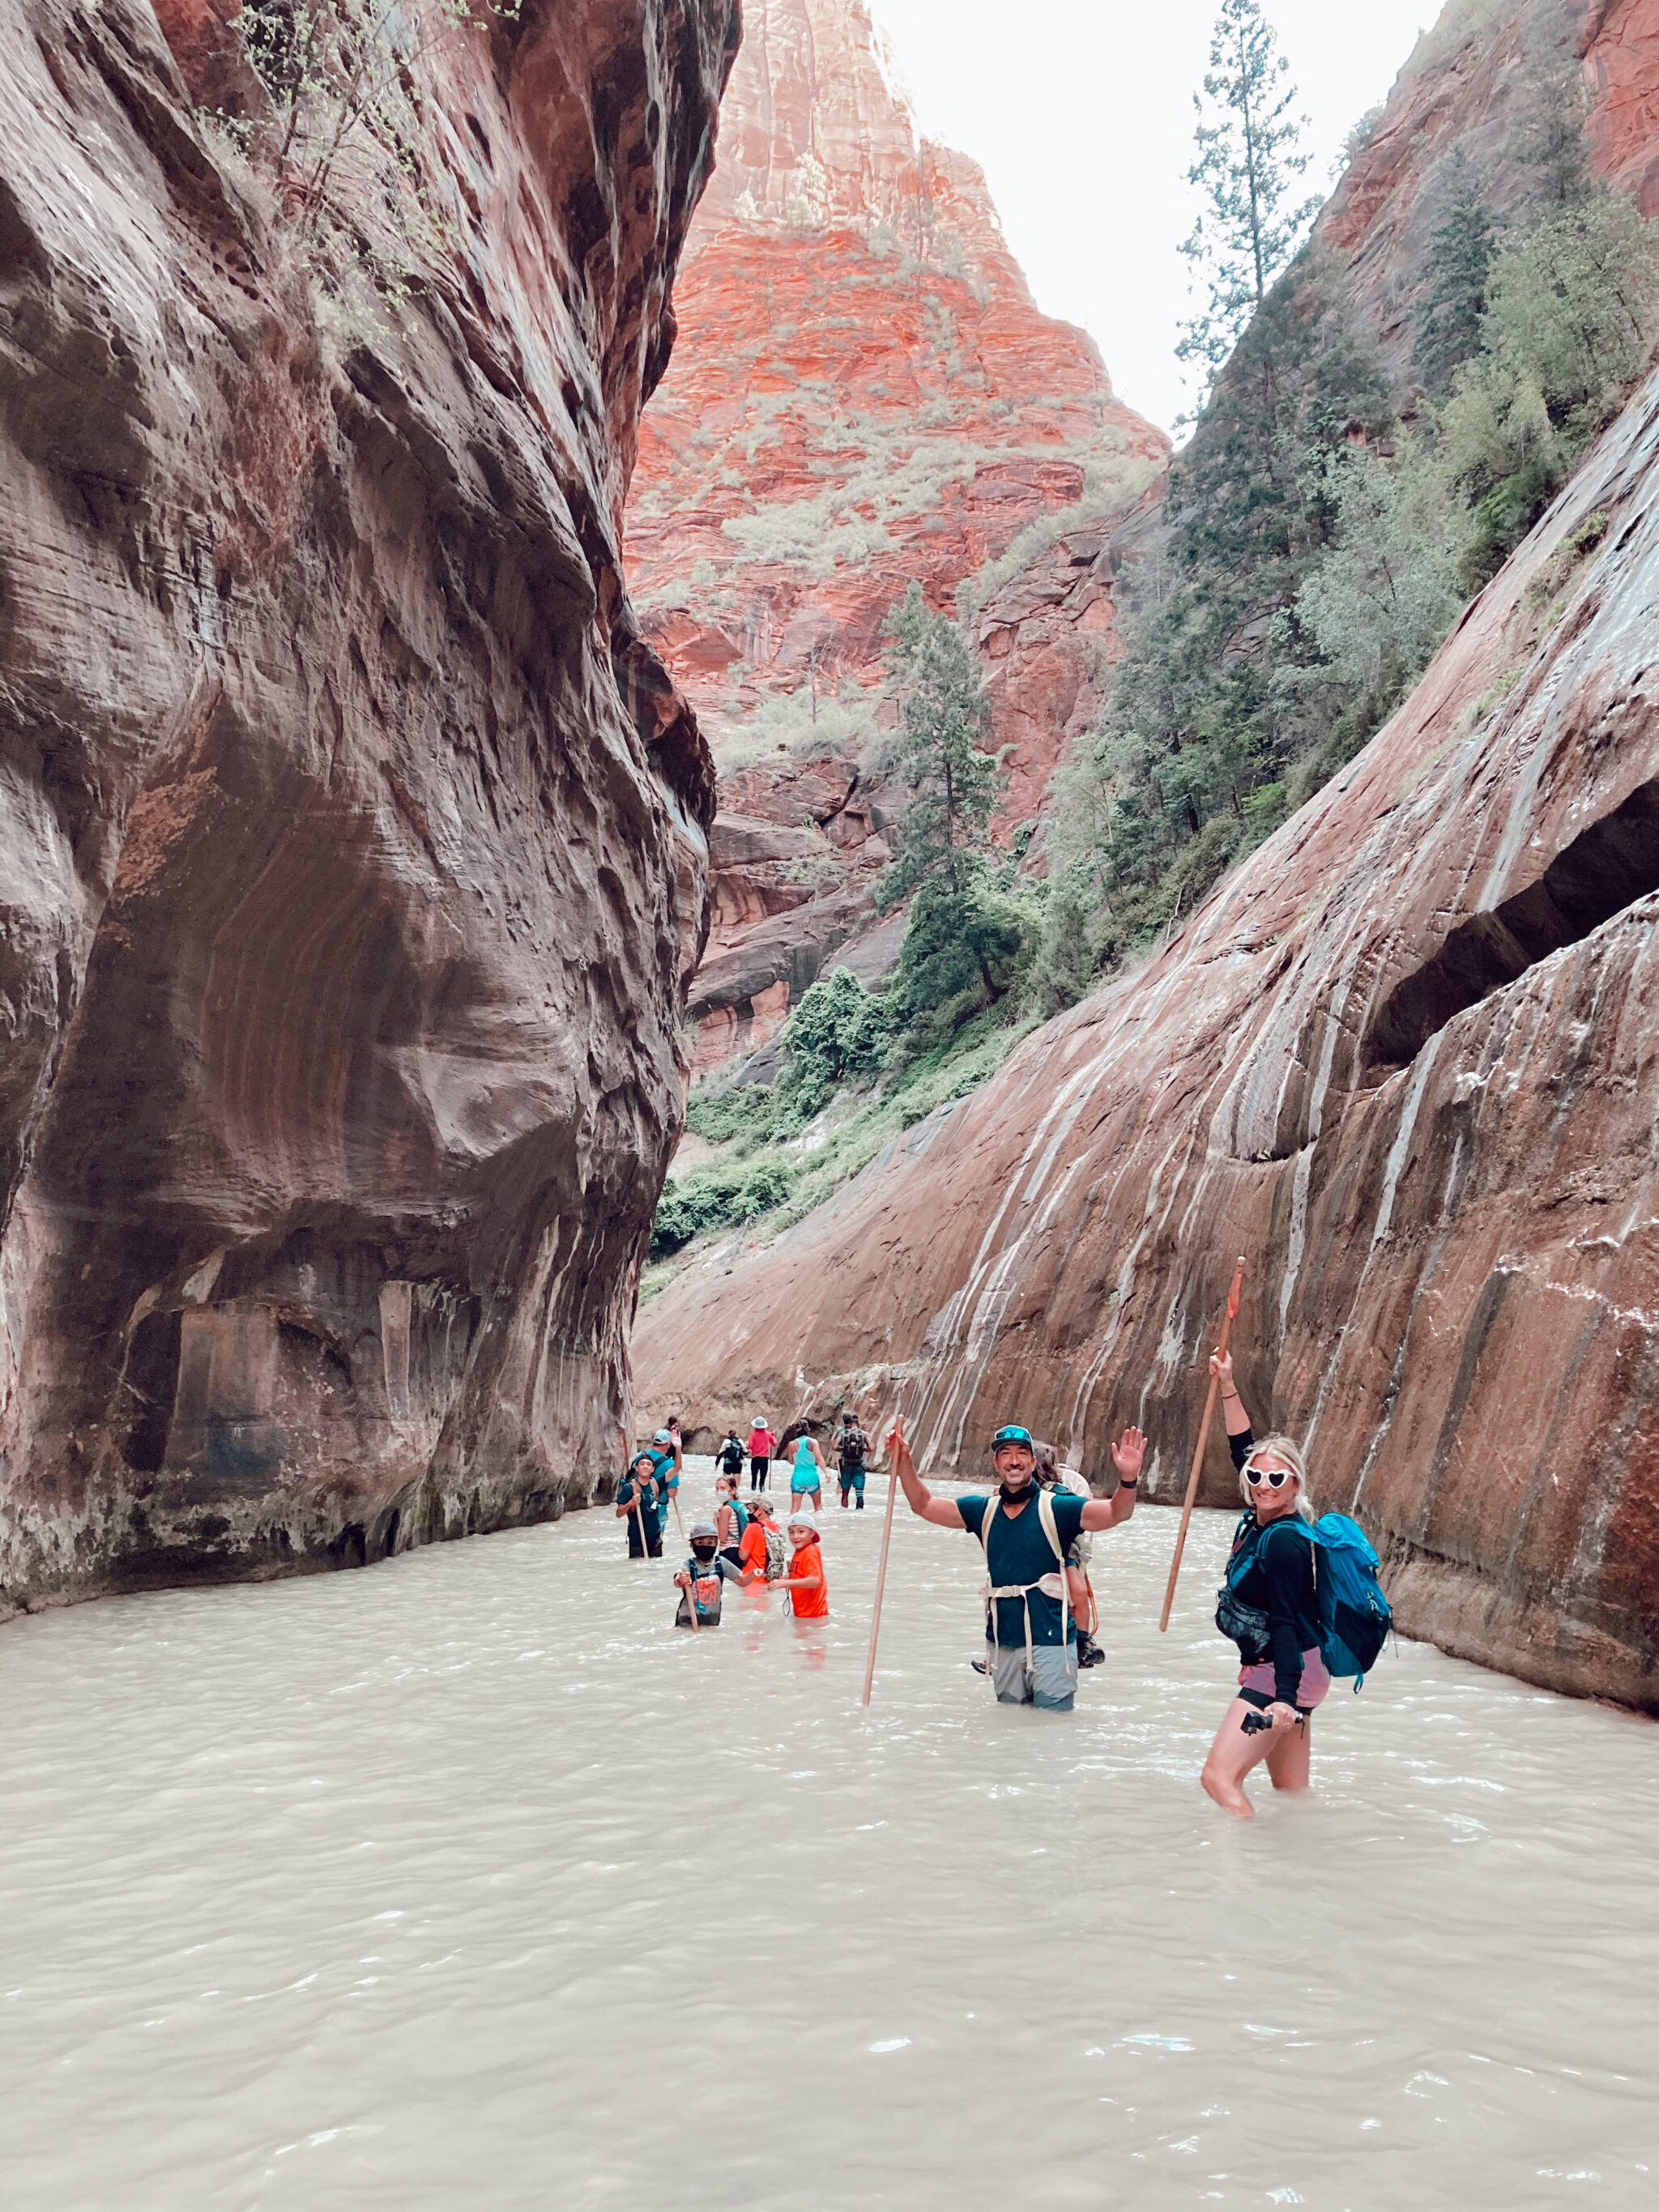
[1239,1646,1330,1711]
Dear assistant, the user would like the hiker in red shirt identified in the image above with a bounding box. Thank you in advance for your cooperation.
[774,1507,828,1617]
[746,1416,777,1493]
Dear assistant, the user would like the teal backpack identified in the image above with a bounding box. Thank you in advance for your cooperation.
[1221,1513,1392,1689]
[1307,1514,1392,1687]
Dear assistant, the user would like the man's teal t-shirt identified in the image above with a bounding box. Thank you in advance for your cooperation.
[959,1490,1085,1646]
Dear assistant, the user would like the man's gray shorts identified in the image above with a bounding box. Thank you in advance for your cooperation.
[987,1640,1078,1711]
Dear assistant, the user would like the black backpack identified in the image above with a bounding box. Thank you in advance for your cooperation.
[838,1423,867,1472]
[718,1437,744,1474]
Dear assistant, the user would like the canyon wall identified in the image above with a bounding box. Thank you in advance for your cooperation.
[625,0,1166,1064]
[633,369,1659,1711]
[1322,0,1659,376]
[0,0,736,1612]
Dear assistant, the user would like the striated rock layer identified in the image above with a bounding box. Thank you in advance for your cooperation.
[634,368,1659,1711]
[0,0,736,1613]
[627,0,1164,726]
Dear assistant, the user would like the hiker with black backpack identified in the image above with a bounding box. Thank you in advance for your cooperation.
[893,1419,1145,1711]
[1200,1349,1391,1818]
[716,1428,747,1484]
[835,1410,869,1509]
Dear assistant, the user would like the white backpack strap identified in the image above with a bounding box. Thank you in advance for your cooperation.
[1038,1488,1068,1652]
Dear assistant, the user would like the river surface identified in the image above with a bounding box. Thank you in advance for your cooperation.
[4,1460,1655,2211]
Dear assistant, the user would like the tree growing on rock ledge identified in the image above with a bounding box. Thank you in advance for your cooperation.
[1177,0,1319,416]
[876,584,1026,1022]
[876,582,1002,906]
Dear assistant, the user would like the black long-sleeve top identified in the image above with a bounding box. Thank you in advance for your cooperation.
[1227,1426,1320,1706]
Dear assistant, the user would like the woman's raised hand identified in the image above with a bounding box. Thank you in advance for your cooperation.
[1209,1347,1234,1387]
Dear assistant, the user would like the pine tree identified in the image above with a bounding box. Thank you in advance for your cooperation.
[876,584,1002,906]
[1415,147,1496,394]
[1507,12,1593,212]
[1176,0,1320,408]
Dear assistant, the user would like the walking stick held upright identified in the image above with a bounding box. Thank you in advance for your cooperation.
[860,1411,903,1707]
[1158,1257,1247,1633]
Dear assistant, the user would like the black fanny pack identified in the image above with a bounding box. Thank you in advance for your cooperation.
[1215,1583,1272,1661]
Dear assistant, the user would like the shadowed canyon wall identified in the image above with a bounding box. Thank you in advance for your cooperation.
[634,367,1659,1711]
[625,0,1166,1066]
[0,0,736,1612]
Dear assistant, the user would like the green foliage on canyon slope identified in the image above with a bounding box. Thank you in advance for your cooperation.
[1043,40,1659,981]
[647,12,1659,1276]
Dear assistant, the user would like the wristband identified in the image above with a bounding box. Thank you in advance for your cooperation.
[1119,1475,1138,1489]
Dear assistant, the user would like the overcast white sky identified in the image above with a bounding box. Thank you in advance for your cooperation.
[868,0,1443,431]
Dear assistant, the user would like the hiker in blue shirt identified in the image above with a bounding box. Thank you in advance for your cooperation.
[893,1418,1146,1711]
[1200,1349,1324,1818]
[616,1453,665,1559]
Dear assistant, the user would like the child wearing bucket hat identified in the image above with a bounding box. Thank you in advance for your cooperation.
[673,1519,759,1628]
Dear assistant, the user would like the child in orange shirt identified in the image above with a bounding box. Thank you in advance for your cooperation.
[776,1507,829,1617]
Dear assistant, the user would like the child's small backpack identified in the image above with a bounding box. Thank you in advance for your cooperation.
[763,1524,788,1580]
[1309,1514,1392,1687]
[727,1496,749,1536]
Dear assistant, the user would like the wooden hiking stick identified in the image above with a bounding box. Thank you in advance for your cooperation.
[1158,1256,1247,1633]
[861,1412,903,1707]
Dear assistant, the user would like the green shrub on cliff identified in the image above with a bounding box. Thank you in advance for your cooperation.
[1437,191,1659,587]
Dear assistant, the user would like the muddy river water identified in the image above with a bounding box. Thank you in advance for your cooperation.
[3,1460,1655,2210]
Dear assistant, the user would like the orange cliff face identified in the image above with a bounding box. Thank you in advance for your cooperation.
[627,0,1165,739]
[1320,0,1659,373]
[625,0,1166,1068]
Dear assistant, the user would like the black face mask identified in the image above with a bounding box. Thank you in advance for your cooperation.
[997,1476,1033,1504]
[691,1545,717,1563]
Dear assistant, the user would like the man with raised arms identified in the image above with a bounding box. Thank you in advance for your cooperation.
[893,1420,1147,1712]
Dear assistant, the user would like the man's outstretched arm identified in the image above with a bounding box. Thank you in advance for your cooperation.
[890,1430,965,1528]
[1078,1426,1148,1531]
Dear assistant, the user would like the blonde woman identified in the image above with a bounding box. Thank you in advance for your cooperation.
[1199,1351,1328,1818]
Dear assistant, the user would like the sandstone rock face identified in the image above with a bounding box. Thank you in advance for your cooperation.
[0,0,734,1613]
[624,0,1165,1067]
[627,0,1164,733]
[633,368,1659,1711]
[1322,0,1659,377]
[688,748,895,1068]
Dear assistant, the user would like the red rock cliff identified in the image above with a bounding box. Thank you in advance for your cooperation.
[1320,0,1659,374]
[633,368,1659,1711]
[0,0,735,1612]
[623,0,1164,1065]
[627,0,1164,730]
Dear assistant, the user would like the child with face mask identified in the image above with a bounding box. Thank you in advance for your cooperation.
[673,1520,761,1627]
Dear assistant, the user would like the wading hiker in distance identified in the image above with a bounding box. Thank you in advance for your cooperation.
[893,1421,1146,1711]
[746,1415,777,1493]
[835,1410,869,1509]
[617,1452,665,1560]
[713,1472,749,1566]
[785,1428,825,1514]
[716,1427,747,1485]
